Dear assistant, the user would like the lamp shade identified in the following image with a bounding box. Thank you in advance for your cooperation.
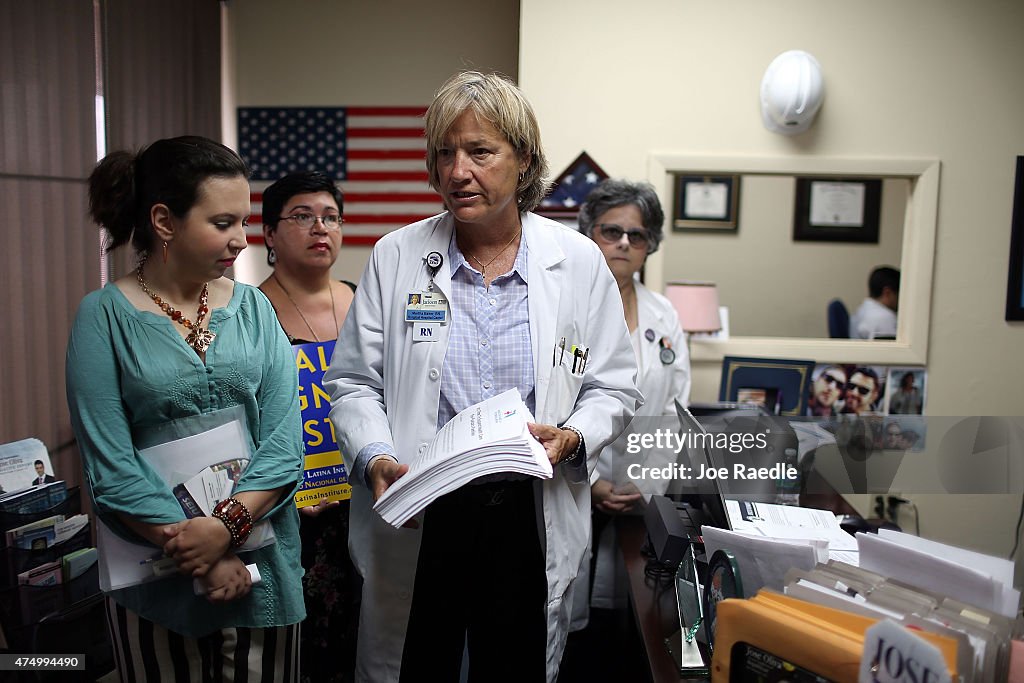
[665,281,722,333]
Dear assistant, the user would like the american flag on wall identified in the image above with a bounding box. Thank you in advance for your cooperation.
[537,151,610,219]
[237,106,444,246]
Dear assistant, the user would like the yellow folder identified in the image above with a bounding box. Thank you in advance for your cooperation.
[711,591,959,683]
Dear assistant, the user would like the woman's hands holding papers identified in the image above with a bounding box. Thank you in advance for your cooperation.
[528,423,579,467]
[163,517,231,577]
[367,457,418,528]
[591,479,642,514]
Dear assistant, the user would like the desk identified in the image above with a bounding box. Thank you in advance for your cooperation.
[619,515,683,683]
[619,483,859,682]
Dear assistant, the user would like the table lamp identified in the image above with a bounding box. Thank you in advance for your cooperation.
[664,282,722,347]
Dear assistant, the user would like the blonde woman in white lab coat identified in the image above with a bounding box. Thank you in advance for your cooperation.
[324,72,641,683]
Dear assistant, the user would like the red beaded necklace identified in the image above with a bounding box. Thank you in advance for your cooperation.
[137,257,216,353]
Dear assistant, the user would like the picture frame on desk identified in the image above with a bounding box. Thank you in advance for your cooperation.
[672,174,740,232]
[719,356,816,416]
[1005,156,1024,320]
[792,177,882,243]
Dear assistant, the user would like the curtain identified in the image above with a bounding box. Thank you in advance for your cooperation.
[0,0,222,486]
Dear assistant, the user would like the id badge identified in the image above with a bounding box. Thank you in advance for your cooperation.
[405,291,448,323]
[413,323,440,342]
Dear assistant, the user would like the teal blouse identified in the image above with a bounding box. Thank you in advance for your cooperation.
[65,281,306,637]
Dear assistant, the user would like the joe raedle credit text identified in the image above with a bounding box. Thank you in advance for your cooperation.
[624,428,798,482]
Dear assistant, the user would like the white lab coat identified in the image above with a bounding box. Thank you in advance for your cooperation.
[324,211,642,682]
[569,282,691,626]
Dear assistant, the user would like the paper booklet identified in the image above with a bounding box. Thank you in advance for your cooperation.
[373,388,552,528]
[97,417,275,592]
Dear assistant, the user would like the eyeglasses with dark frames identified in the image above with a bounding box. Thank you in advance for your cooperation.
[280,213,343,231]
[594,223,650,249]
[820,373,844,388]
[845,382,874,397]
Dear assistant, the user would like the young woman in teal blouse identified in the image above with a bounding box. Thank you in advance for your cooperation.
[66,136,306,682]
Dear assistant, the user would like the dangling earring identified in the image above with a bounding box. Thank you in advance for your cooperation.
[162,241,169,264]
[267,246,277,266]
[518,171,525,183]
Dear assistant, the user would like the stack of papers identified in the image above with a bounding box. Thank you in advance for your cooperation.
[782,557,1016,682]
[858,529,1020,619]
[726,500,859,560]
[97,417,274,591]
[374,388,552,528]
[700,500,861,596]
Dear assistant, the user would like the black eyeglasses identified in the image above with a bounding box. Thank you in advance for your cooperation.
[845,382,874,397]
[280,213,343,231]
[595,224,650,249]
[820,373,844,388]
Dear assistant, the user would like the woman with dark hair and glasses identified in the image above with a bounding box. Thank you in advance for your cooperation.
[257,171,358,683]
[570,178,691,659]
[259,171,355,345]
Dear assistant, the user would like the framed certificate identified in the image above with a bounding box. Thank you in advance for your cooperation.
[673,174,740,232]
[792,177,882,242]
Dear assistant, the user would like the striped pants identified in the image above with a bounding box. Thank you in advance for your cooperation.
[106,597,300,683]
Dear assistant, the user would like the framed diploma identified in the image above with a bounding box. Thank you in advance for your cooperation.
[792,177,882,242]
[673,174,740,232]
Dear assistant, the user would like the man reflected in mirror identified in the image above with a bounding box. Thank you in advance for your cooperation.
[850,266,899,339]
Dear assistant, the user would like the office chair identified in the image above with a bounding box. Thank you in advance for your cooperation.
[827,299,850,338]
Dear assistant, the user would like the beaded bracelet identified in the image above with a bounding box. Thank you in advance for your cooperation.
[212,497,254,548]
[560,425,586,465]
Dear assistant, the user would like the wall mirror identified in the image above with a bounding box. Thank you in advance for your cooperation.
[646,155,939,366]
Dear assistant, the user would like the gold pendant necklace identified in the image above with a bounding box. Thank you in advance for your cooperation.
[272,273,338,343]
[465,228,522,275]
[137,258,215,354]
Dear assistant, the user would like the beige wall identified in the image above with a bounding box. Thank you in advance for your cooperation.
[521,0,1024,566]
[225,0,520,286]
[662,175,906,338]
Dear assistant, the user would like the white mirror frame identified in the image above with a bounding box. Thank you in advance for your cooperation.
[646,154,940,366]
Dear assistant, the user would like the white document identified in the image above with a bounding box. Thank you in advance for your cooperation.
[786,579,905,620]
[857,531,1020,619]
[97,418,275,592]
[828,550,861,566]
[175,466,233,516]
[876,528,1015,587]
[373,388,551,528]
[701,525,818,595]
[726,499,858,552]
[139,419,249,484]
[53,513,90,544]
[0,437,54,495]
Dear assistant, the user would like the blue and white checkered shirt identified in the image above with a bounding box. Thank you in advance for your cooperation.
[438,232,535,427]
[358,231,535,484]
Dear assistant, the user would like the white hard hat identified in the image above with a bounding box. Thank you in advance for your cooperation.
[760,50,824,135]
